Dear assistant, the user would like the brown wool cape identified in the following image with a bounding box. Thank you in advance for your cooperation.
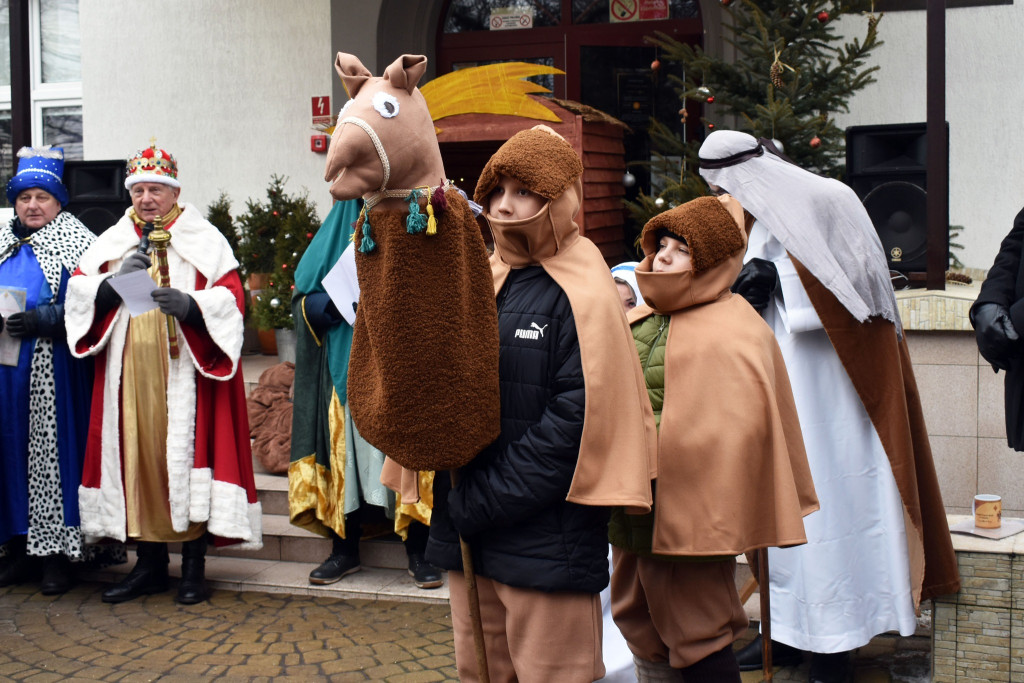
[628,196,819,555]
[793,260,960,603]
[349,189,501,471]
[475,126,657,511]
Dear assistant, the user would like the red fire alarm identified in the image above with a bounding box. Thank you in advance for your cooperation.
[311,134,328,153]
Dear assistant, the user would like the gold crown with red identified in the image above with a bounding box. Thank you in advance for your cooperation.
[124,141,180,189]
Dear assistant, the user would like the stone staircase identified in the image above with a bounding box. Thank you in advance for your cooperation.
[84,468,450,605]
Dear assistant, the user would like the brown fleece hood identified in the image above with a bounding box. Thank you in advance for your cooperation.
[474,125,584,205]
[636,195,747,314]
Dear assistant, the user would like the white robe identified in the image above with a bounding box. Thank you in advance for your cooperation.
[748,220,918,653]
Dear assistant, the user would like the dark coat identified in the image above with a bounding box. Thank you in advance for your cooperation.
[426,266,610,594]
[972,206,1024,450]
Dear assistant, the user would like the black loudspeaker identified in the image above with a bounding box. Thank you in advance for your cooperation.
[846,122,948,274]
[63,160,131,236]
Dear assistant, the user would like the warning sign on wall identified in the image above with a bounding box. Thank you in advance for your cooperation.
[312,96,332,126]
[490,7,533,30]
[610,0,669,23]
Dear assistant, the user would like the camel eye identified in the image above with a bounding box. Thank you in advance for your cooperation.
[338,99,354,118]
[372,92,400,118]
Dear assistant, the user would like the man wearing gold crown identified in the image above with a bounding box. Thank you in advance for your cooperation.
[65,142,262,605]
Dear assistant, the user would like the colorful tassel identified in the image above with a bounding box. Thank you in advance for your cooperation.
[431,184,448,213]
[405,190,427,234]
[358,208,376,253]
[426,201,437,236]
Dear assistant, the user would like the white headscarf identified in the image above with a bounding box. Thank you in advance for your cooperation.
[611,261,645,308]
[698,130,901,336]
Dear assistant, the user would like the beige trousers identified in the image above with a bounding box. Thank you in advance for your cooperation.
[448,571,605,683]
[610,548,748,668]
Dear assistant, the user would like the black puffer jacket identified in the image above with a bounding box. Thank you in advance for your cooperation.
[426,266,609,593]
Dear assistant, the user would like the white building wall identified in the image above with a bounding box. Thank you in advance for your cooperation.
[834,5,1024,271]
[79,0,336,220]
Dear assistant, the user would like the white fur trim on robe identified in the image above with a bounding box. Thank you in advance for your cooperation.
[66,204,258,544]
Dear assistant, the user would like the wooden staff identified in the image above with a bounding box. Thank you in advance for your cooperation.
[449,469,489,683]
[758,547,773,681]
[147,217,179,360]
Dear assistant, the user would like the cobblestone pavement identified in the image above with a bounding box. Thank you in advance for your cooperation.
[1,581,932,682]
[0,582,458,681]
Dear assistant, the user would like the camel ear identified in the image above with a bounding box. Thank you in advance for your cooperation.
[383,54,427,94]
[335,52,373,99]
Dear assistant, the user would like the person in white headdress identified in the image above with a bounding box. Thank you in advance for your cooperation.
[611,261,645,312]
[698,130,959,683]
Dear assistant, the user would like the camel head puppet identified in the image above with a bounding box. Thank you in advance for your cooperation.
[321,52,500,472]
[325,53,449,251]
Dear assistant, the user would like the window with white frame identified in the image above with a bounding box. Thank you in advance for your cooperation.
[0,0,82,204]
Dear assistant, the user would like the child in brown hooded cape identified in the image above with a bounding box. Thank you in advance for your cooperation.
[426,125,657,682]
[610,195,819,682]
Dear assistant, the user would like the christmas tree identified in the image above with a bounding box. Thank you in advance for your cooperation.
[206,192,239,256]
[628,0,882,230]
[234,176,322,330]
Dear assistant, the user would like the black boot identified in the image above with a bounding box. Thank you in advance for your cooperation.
[404,521,442,589]
[309,528,360,585]
[40,554,74,595]
[679,645,741,683]
[809,651,850,683]
[734,634,804,671]
[0,536,36,587]
[176,536,210,605]
[102,542,169,603]
[407,554,443,589]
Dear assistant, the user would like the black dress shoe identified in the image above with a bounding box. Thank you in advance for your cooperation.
[734,634,804,671]
[309,553,360,585]
[407,553,443,589]
[40,555,74,595]
[0,553,37,587]
[176,578,209,605]
[809,651,850,683]
[101,565,169,603]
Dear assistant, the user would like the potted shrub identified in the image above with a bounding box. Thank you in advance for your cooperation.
[235,176,322,360]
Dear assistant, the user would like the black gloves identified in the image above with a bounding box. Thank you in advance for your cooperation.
[302,292,343,337]
[5,303,65,339]
[732,257,779,313]
[973,302,1020,371]
[152,287,194,321]
[118,252,151,276]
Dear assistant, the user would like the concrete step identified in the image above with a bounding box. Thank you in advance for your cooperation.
[79,549,450,606]
[242,473,409,570]
[205,512,409,571]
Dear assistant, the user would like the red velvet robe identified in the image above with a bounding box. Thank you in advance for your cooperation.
[65,204,261,548]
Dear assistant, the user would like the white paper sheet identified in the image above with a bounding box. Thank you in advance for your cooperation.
[321,243,360,326]
[0,286,27,366]
[107,271,159,317]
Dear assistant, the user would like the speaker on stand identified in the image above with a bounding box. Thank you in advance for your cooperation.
[63,160,131,236]
[846,122,948,285]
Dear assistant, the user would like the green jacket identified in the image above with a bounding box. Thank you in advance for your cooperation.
[608,314,667,557]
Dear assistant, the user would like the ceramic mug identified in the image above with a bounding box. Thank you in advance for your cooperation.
[974,494,1002,529]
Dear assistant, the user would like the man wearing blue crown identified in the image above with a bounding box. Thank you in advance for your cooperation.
[0,146,96,594]
[65,142,262,604]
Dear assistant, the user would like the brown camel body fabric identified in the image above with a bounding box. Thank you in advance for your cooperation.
[626,196,819,555]
[349,190,501,471]
[793,259,959,603]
